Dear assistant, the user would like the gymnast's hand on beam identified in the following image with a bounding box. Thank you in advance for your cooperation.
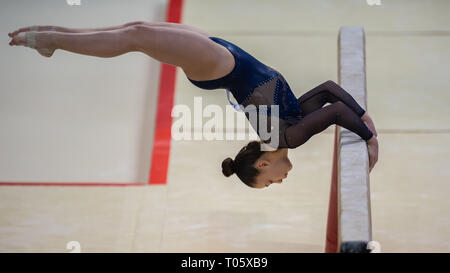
[361,112,378,137]
[367,136,378,173]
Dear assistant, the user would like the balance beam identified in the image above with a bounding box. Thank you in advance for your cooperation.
[325,26,373,253]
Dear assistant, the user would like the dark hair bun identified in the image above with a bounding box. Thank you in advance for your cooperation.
[247,141,261,150]
[221,157,235,177]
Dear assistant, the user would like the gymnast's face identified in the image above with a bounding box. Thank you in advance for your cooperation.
[252,148,293,189]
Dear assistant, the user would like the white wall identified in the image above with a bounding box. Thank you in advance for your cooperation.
[0,0,167,183]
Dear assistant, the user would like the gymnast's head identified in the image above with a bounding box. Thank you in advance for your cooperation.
[221,140,292,188]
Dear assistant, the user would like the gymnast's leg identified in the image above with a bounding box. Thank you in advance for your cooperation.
[8,23,230,80]
[8,21,210,37]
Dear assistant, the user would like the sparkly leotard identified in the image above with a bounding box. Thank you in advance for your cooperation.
[187,37,373,149]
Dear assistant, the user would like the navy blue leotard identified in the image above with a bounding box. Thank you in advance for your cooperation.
[187,37,373,149]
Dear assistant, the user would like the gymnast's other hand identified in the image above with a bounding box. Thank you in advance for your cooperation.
[367,136,378,173]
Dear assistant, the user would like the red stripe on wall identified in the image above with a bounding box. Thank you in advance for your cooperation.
[0,0,183,187]
[148,0,184,185]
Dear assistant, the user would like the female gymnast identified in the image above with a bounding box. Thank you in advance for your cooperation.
[8,21,378,189]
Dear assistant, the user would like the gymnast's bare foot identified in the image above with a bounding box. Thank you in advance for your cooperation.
[9,31,56,57]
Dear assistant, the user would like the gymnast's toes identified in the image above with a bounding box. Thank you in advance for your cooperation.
[9,32,27,46]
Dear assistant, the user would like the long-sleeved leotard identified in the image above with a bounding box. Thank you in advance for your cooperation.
[187,37,373,149]
[284,79,373,148]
